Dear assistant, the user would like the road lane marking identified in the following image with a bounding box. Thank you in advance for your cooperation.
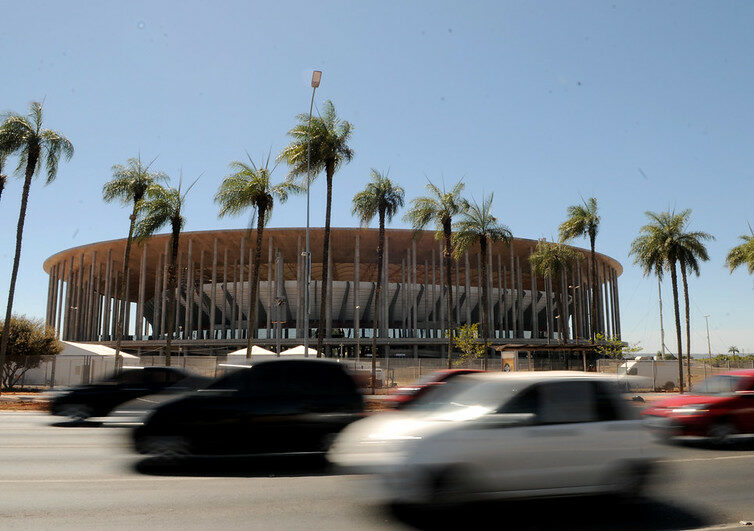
[659,454,754,463]
[0,477,232,484]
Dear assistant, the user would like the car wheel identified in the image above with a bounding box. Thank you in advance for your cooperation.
[614,462,647,500]
[430,467,471,505]
[143,436,192,460]
[60,404,92,422]
[319,433,339,453]
[708,420,737,446]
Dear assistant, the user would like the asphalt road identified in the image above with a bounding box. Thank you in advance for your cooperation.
[1,412,753,530]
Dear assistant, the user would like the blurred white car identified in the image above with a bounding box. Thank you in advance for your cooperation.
[328,371,661,505]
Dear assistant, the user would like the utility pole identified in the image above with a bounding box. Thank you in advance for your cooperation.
[705,314,712,375]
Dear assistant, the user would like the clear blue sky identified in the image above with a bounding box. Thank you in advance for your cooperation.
[1,0,753,355]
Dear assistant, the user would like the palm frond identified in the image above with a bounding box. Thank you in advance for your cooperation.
[451,193,511,259]
[351,169,404,227]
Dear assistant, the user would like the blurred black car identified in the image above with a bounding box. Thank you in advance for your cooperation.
[50,366,202,421]
[133,359,364,458]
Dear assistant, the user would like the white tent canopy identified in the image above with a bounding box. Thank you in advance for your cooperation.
[226,346,276,357]
[279,345,319,357]
[59,341,138,359]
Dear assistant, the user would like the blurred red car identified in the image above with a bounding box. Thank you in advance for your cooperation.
[642,369,754,444]
[387,369,483,408]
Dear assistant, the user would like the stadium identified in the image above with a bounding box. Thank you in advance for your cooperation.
[42,227,623,358]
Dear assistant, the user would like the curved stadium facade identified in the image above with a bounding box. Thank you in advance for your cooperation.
[42,228,622,357]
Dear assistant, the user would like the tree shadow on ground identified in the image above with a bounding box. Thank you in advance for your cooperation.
[384,496,713,531]
[133,454,339,478]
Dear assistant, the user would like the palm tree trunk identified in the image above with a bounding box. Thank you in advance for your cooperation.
[113,206,138,372]
[669,261,684,393]
[556,277,567,344]
[590,233,597,342]
[316,162,334,358]
[0,176,6,204]
[246,209,266,359]
[480,237,490,371]
[0,148,39,392]
[443,221,454,369]
[681,263,692,388]
[164,224,180,367]
[371,210,385,394]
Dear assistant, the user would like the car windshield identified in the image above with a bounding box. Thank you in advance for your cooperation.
[403,376,519,416]
[691,375,744,395]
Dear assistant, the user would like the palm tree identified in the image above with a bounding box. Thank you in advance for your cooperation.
[558,197,600,341]
[529,239,583,346]
[134,180,197,366]
[403,180,467,368]
[725,226,754,277]
[215,154,296,359]
[278,101,354,357]
[452,194,512,370]
[102,157,167,369]
[0,101,73,382]
[629,210,709,393]
[352,170,404,393]
[0,153,7,205]
[728,346,740,356]
[674,213,714,385]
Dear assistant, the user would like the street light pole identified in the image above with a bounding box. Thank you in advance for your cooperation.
[705,314,712,375]
[304,70,322,359]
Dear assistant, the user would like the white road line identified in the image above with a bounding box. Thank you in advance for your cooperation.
[0,476,231,484]
[659,454,754,463]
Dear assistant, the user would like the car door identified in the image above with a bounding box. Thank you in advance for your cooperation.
[238,363,306,454]
[485,380,601,492]
[733,376,754,433]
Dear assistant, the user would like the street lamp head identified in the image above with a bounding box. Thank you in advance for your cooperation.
[311,70,322,88]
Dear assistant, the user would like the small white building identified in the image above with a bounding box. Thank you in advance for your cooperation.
[22,342,140,388]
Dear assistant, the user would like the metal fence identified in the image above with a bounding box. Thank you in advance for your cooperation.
[6,353,754,392]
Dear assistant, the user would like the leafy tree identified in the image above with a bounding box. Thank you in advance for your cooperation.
[725,226,754,278]
[594,333,642,359]
[558,197,600,341]
[728,345,740,355]
[452,194,512,370]
[0,316,62,390]
[452,323,487,367]
[529,240,583,344]
[0,101,73,390]
[134,180,197,366]
[630,210,712,393]
[278,100,354,357]
[352,170,404,393]
[215,154,296,359]
[404,179,467,369]
[102,157,167,369]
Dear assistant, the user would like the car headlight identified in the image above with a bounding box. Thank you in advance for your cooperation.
[670,403,711,415]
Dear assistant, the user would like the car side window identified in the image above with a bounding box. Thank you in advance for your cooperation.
[538,381,597,424]
[593,381,629,421]
[164,370,186,385]
[245,364,289,396]
[119,370,146,385]
[500,385,539,414]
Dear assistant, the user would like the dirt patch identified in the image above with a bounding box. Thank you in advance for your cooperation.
[0,401,49,411]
